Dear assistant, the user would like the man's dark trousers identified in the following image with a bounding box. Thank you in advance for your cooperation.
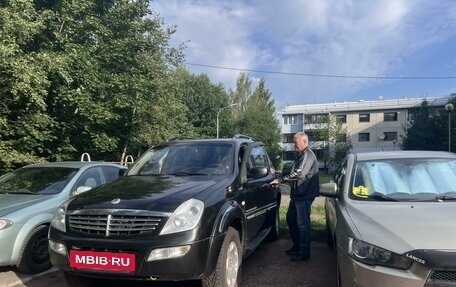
[286,198,314,257]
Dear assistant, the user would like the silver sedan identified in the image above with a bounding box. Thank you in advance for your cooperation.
[320,151,456,287]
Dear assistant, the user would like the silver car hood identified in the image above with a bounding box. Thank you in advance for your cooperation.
[0,194,51,217]
[346,201,456,254]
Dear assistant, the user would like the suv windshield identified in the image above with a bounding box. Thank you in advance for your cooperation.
[351,158,456,201]
[130,142,234,176]
[0,167,78,195]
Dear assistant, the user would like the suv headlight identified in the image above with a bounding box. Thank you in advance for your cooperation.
[51,201,70,232]
[160,199,204,235]
[349,238,412,269]
[0,219,13,230]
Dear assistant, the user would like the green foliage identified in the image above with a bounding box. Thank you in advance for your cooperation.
[0,0,185,172]
[172,67,230,138]
[402,97,455,152]
[229,75,282,168]
[313,115,352,171]
[0,1,283,175]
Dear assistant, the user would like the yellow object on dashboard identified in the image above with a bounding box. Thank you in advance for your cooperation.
[353,186,369,198]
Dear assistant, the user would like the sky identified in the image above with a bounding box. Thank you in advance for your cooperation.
[152,0,456,111]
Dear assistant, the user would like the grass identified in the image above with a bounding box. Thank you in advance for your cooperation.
[279,205,327,242]
[277,170,331,242]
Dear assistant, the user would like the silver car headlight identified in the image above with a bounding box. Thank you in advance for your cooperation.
[0,219,13,230]
[160,199,204,235]
[349,238,412,270]
[51,201,70,232]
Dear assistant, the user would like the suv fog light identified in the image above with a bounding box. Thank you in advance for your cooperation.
[147,245,191,261]
[49,239,68,256]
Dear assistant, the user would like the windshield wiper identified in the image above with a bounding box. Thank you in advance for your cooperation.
[0,188,34,195]
[168,171,209,176]
[435,195,456,201]
[366,192,398,202]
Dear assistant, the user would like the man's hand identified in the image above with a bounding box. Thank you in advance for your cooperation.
[269,178,280,186]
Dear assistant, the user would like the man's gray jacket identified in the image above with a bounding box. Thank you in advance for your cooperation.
[282,147,320,200]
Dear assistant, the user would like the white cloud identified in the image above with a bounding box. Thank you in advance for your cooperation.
[152,0,456,108]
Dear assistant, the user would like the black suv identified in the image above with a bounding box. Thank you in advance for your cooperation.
[49,135,281,287]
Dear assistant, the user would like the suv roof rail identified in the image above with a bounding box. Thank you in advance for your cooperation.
[233,134,257,141]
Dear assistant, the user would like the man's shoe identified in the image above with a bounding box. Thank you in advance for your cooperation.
[285,247,299,255]
[290,255,310,262]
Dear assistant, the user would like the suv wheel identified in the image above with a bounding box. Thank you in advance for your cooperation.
[202,227,241,287]
[17,225,51,274]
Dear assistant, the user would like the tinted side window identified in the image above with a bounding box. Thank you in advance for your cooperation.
[101,166,122,183]
[248,146,269,171]
[75,168,103,189]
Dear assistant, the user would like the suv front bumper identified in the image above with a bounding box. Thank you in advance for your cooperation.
[49,227,221,281]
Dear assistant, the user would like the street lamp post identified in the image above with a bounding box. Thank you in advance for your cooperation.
[445,103,454,152]
[217,103,239,138]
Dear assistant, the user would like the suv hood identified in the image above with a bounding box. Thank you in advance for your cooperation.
[0,194,51,217]
[347,201,456,254]
[69,175,225,212]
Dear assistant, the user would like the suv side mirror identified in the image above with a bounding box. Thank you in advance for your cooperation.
[248,166,269,180]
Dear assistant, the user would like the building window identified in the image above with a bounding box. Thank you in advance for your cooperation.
[384,112,398,122]
[283,114,303,125]
[384,132,397,141]
[304,114,326,124]
[359,133,370,142]
[282,133,294,143]
[359,113,370,122]
[335,114,347,123]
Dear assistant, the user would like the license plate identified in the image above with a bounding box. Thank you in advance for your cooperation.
[69,250,135,272]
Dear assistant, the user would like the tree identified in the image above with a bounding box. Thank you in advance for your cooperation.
[228,73,251,134]
[401,99,447,151]
[0,0,186,172]
[240,79,282,168]
[228,75,282,168]
[313,115,352,172]
[172,67,231,138]
[0,0,58,171]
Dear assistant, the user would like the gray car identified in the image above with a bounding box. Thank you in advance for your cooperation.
[0,161,126,274]
[320,151,456,287]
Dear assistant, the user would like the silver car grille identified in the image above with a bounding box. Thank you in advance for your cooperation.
[426,270,456,287]
[68,210,170,237]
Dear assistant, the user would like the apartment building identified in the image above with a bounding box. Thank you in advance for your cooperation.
[280,96,449,166]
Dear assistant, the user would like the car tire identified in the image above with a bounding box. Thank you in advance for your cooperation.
[17,225,52,274]
[265,206,280,242]
[64,272,101,287]
[202,227,242,287]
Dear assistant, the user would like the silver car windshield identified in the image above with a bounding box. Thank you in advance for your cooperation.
[351,158,456,201]
[0,167,78,195]
[130,142,234,176]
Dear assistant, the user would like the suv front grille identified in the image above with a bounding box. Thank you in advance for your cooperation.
[68,210,170,237]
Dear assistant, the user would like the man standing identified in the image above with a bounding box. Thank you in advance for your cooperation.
[271,132,319,261]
